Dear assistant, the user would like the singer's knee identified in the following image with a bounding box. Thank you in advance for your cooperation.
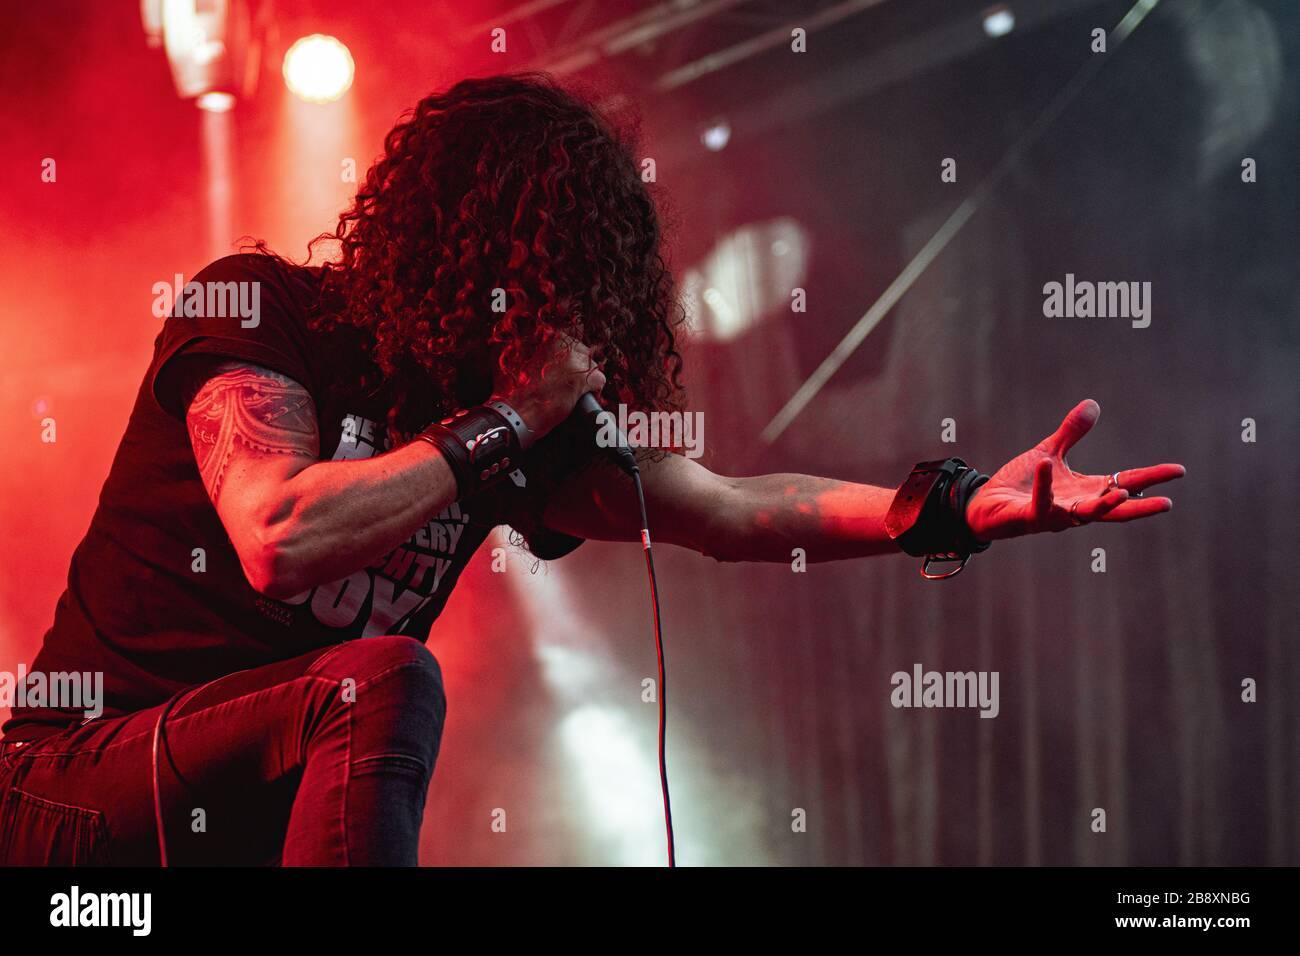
[313,637,446,760]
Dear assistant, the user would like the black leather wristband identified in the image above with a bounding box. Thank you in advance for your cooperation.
[415,404,524,499]
[485,399,535,451]
[885,458,990,576]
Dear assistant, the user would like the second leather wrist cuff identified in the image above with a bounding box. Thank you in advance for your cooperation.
[885,458,991,578]
[415,404,525,499]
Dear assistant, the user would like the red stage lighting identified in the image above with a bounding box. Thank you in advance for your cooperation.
[282,34,355,104]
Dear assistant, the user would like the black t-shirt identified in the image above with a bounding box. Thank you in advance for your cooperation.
[3,254,593,741]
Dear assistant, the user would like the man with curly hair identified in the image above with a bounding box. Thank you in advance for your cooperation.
[0,74,1183,866]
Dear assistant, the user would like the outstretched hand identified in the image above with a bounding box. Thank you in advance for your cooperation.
[965,400,1185,542]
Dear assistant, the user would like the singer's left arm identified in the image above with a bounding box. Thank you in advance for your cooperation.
[541,452,902,562]
[539,400,1183,561]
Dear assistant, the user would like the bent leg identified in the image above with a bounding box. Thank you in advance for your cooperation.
[280,635,446,865]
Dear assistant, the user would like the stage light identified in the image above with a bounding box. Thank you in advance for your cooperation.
[148,0,259,108]
[196,91,236,113]
[700,120,731,152]
[683,217,810,342]
[982,5,1015,38]
[283,34,355,104]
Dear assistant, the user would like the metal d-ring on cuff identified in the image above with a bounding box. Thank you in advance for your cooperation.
[885,458,991,581]
[921,553,971,580]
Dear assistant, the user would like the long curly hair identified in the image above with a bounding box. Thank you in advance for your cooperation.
[303,72,685,443]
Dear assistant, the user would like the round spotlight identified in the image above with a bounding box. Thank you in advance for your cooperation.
[701,120,731,152]
[283,34,354,104]
[982,5,1015,38]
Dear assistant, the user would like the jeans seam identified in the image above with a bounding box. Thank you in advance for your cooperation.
[351,752,429,768]
[303,641,353,676]
[7,786,104,820]
[349,659,441,695]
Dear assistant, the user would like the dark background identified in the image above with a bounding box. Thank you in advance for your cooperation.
[1,0,1296,865]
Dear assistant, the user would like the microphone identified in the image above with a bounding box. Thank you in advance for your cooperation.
[574,393,638,476]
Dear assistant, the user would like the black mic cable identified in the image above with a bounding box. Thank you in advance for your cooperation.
[575,394,676,867]
[632,456,675,868]
[151,688,188,867]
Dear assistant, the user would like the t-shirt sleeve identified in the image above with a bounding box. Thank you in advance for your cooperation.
[150,253,321,420]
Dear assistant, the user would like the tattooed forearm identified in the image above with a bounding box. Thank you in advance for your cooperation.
[185,361,319,502]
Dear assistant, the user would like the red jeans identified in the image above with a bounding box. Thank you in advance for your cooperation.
[0,636,446,866]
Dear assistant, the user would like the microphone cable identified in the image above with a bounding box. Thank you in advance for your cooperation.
[629,459,675,867]
[152,688,188,867]
[582,392,676,868]
[577,392,676,866]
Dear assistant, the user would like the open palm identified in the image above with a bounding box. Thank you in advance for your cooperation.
[966,399,1185,542]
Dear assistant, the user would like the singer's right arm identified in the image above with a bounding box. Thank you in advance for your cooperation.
[182,359,460,600]
[180,341,603,599]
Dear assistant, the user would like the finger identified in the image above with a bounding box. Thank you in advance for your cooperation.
[1045,399,1100,456]
[1096,496,1172,522]
[557,332,594,362]
[1074,488,1128,522]
[1114,463,1186,493]
[556,336,602,380]
[537,333,579,378]
[1030,458,1054,523]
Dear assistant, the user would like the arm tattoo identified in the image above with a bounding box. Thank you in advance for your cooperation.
[185,361,319,503]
